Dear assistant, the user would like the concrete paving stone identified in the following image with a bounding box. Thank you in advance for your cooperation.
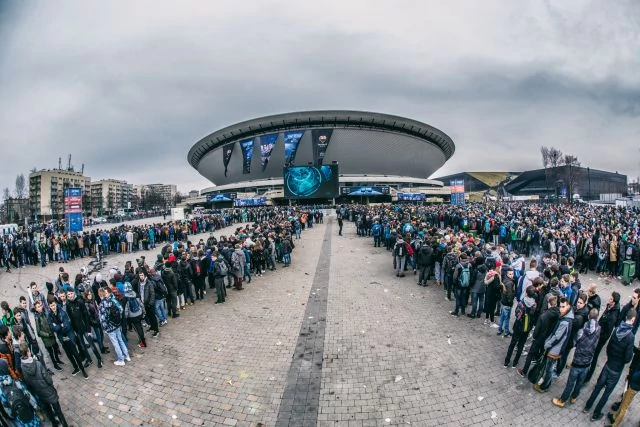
[2,215,640,426]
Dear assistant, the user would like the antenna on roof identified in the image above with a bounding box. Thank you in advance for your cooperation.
[58,157,62,170]
[81,163,85,174]
[67,154,72,171]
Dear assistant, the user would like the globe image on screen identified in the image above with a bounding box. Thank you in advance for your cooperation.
[286,167,322,197]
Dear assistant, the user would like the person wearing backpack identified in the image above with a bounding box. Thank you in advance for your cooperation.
[97,287,129,367]
[19,342,68,427]
[123,282,146,349]
[371,221,382,247]
[443,248,459,301]
[393,236,408,278]
[148,269,168,327]
[497,268,516,337]
[211,251,229,304]
[0,372,40,426]
[450,254,471,316]
[552,308,601,409]
[416,240,434,287]
[504,285,537,368]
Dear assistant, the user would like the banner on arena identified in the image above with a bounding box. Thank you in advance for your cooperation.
[239,138,254,174]
[222,142,235,177]
[311,129,333,165]
[260,133,278,172]
[284,131,304,166]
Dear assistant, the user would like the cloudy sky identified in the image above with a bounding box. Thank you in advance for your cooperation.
[1,0,639,194]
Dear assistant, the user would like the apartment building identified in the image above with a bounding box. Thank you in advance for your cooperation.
[29,169,91,220]
[90,179,135,216]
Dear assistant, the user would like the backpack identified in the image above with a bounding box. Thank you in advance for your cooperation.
[394,242,406,257]
[214,259,229,277]
[126,296,142,317]
[194,262,201,277]
[626,245,634,260]
[458,265,471,288]
[108,301,122,325]
[515,301,532,333]
[4,382,33,422]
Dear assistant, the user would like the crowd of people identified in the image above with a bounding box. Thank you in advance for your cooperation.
[0,207,323,426]
[341,202,640,425]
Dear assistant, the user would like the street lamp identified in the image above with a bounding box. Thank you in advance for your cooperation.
[587,167,591,201]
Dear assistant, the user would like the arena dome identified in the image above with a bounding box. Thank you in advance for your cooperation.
[187,110,455,186]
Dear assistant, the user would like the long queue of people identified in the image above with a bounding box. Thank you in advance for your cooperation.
[0,208,321,426]
[340,202,640,426]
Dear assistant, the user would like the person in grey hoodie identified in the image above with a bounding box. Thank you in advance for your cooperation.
[535,297,574,393]
[584,309,636,421]
[19,342,68,426]
[552,308,601,408]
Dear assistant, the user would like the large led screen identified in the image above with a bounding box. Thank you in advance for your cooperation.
[397,192,425,201]
[234,197,267,207]
[283,164,339,199]
[341,186,390,196]
[209,193,237,202]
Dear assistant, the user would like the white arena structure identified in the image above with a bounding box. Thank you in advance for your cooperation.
[187,110,455,203]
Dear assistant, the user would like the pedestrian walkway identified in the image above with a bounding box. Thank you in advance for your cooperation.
[0,216,638,426]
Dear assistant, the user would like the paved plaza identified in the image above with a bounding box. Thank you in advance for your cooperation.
[0,216,638,426]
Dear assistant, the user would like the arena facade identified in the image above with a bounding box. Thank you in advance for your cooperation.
[187,110,455,203]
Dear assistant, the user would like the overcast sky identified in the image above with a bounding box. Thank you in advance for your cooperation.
[1,0,639,194]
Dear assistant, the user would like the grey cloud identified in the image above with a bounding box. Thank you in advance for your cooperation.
[1,0,638,194]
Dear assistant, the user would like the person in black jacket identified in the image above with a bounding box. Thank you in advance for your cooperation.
[608,344,640,426]
[415,242,434,287]
[518,295,560,377]
[584,309,636,421]
[19,343,68,427]
[65,290,102,369]
[586,291,621,382]
[161,261,180,318]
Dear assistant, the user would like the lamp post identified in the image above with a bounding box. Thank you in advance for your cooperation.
[587,167,591,201]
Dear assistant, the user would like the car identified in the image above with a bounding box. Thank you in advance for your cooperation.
[91,217,107,224]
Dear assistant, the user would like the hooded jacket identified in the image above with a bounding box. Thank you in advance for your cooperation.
[606,322,635,372]
[20,357,58,404]
[533,306,560,345]
[544,309,574,357]
[618,302,640,336]
[571,319,601,368]
[161,265,178,294]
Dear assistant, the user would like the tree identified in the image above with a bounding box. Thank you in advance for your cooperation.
[2,187,9,202]
[562,154,581,203]
[541,146,564,197]
[141,188,165,210]
[14,174,26,199]
[172,192,185,206]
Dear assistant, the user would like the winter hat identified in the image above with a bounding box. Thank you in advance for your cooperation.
[167,254,176,263]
